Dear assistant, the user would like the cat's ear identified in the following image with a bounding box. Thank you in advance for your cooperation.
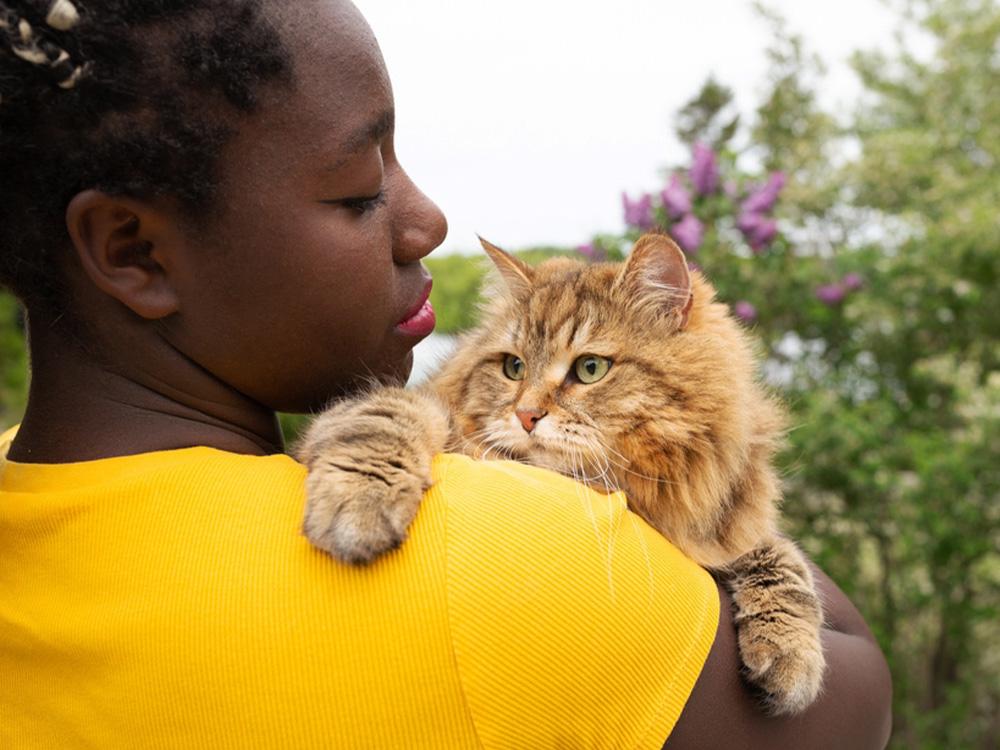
[479,236,534,297]
[615,233,694,329]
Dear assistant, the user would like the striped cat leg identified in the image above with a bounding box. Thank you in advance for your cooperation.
[724,536,826,715]
[295,387,451,564]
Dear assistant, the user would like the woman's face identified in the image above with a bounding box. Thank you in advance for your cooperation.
[163,0,447,413]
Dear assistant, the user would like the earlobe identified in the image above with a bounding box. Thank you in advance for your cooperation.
[65,190,181,320]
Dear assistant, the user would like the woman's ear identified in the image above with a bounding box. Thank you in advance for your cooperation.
[65,190,183,320]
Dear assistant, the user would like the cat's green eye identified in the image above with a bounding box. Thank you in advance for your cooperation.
[574,355,612,384]
[503,354,526,381]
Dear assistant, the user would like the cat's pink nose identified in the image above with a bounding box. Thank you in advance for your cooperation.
[516,408,548,433]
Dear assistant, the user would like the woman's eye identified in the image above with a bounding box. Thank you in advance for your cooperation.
[502,354,526,381]
[574,355,611,384]
[335,191,387,214]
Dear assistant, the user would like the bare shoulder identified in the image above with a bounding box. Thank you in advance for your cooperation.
[666,578,892,750]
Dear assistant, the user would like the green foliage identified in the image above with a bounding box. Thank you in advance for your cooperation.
[827,4,1000,745]
[749,4,842,219]
[673,74,741,151]
[424,254,488,334]
[0,294,27,430]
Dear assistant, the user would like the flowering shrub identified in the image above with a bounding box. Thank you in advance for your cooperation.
[580,7,1000,747]
[607,141,863,351]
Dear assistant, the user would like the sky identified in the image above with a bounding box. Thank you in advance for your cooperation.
[354,0,901,255]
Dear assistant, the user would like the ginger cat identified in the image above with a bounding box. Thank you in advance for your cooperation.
[295,233,825,715]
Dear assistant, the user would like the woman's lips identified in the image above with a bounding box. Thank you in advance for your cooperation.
[396,299,436,337]
[396,281,436,337]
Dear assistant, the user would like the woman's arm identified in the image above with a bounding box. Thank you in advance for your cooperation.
[665,566,892,750]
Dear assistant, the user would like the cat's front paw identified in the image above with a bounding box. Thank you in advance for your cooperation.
[737,618,825,715]
[727,537,826,715]
[295,388,450,565]
[302,459,425,564]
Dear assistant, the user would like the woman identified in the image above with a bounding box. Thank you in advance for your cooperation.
[0,1,892,747]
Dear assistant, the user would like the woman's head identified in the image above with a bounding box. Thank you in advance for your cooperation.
[0,0,292,304]
[1,0,446,414]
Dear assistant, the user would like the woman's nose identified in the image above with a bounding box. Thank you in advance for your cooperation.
[392,169,448,264]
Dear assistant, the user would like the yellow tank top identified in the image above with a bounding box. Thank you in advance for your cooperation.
[0,426,717,749]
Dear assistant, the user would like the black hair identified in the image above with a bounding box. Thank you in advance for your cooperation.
[0,0,292,309]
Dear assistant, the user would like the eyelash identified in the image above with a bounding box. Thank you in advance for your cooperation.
[339,191,387,214]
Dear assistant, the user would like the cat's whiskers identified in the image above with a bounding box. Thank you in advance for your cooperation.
[625,507,657,604]
[594,440,632,468]
[565,446,617,492]
[565,444,615,599]
[603,456,684,487]
[579,436,651,489]
[576,444,616,494]
[593,423,715,475]
[480,434,506,462]
[461,422,523,463]
[456,425,501,456]
[483,428,520,463]
[564,445,620,600]
[585,440,617,484]
[585,434,685,489]
[584,438,656,603]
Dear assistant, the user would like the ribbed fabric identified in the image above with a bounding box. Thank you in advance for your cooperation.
[0,426,717,749]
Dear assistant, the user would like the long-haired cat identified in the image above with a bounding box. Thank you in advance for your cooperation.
[295,233,825,715]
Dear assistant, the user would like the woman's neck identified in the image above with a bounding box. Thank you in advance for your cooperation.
[7,318,284,464]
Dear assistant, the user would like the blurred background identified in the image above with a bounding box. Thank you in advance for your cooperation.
[2,0,997,747]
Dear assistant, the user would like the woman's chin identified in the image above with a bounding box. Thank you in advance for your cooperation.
[391,350,415,386]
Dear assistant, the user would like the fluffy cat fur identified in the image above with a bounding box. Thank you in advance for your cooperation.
[296,233,825,715]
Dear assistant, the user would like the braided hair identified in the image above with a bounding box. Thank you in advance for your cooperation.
[0,0,292,309]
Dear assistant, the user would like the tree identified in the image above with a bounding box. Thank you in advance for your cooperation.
[610,3,999,746]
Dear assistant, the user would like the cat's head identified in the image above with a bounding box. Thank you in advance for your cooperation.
[443,232,762,500]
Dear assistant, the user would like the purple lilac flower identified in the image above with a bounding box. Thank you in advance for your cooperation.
[842,272,864,291]
[660,174,692,219]
[733,301,758,323]
[724,180,740,199]
[737,212,778,252]
[816,283,847,306]
[672,214,704,254]
[737,211,759,234]
[741,172,787,215]
[690,142,720,196]
[749,218,777,251]
[622,191,654,230]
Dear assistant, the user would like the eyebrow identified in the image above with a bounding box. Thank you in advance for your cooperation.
[326,109,395,171]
